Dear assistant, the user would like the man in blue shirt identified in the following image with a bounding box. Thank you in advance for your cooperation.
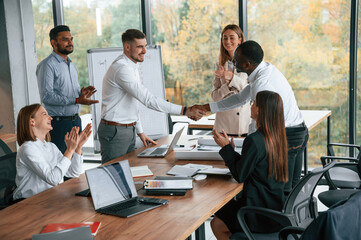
[37,25,99,154]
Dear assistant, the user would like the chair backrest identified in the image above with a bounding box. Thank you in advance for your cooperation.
[0,139,12,157]
[0,152,17,209]
[283,160,336,228]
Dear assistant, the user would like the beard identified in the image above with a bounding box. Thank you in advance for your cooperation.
[56,43,73,55]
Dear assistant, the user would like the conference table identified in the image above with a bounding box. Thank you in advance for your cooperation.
[0,135,243,240]
[0,133,17,144]
[172,110,332,173]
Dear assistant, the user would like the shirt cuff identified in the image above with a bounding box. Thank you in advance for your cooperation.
[209,102,218,113]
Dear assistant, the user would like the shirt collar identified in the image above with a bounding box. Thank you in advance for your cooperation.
[51,51,72,63]
[123,54,139,70]
[248,61,266,83]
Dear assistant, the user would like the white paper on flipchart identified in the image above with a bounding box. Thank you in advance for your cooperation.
[87,46,168,152]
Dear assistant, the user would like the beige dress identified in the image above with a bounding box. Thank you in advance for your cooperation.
[211,63,251,135]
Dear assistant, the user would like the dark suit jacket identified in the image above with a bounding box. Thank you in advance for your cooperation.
[219,130,285,232]
[301,191,361,240]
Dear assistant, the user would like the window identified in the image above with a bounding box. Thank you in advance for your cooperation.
[63,0,142,114]
[151,0,239,105]
[248,0,351,167]
[32,0,53,63]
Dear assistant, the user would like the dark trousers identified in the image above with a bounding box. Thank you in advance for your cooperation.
[285,123,309,193]
[50,116,82,154]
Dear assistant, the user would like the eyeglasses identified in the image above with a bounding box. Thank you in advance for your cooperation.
[232,60,242,73]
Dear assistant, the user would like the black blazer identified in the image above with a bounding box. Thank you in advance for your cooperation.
[219,130,285,232]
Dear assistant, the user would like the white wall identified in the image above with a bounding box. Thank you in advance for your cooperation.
[0,0,39,142]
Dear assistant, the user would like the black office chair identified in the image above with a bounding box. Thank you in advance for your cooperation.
[279,190,361,240]
[229,160,336,240]
[0,139,12,157]
[0,152,17,209]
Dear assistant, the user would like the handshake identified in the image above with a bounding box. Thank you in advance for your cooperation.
[184,104,211,121]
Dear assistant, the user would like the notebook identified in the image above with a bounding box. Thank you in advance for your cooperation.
[85,160,168,218]
[137,126,184,157]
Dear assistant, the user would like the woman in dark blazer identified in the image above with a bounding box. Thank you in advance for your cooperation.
[210,90,288,239]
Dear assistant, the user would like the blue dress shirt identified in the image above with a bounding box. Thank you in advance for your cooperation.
[36,51,80,116]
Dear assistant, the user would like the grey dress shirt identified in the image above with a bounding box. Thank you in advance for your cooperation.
[36,51,80,116]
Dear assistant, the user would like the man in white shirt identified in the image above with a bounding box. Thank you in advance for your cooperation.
[99,29,204,164]
[198,41,308,193]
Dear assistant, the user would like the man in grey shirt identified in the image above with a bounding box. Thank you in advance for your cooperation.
[37,25,98,154]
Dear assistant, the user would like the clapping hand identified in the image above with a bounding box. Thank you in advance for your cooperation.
[64,126,80,159]
[212,129,234,148]
[215,65,233,83]
[77,85,99,105]
[76,123,92,154]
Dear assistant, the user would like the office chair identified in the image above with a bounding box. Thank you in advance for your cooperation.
[229,160,336,240]
[0,139,12,157]
[0,152,17,209]
[279,190,361,240]
[317,154,361,208]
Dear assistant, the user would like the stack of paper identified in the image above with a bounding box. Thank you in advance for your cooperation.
[197,137,244,147]
[130,165,153,177]
[167,164,230,176]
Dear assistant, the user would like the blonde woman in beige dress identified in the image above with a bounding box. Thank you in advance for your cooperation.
[212,24,251,136]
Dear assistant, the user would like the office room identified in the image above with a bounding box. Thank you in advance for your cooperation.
[0,0,361,239]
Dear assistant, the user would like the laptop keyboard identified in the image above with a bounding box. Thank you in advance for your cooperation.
[100,198,138,213]
[151,148,168,155]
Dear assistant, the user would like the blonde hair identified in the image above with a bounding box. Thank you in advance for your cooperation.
[218,24,245,67]
[17,104,50,146]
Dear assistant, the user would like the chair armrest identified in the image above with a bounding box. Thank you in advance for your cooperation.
[328,143,360,149]
[278,226,305,240]
[237,206,295,240]
[327,143,360,156]
[320,156,358,167]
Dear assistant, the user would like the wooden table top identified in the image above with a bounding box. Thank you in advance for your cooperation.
[0,135,243,240]
[0,133,16,144]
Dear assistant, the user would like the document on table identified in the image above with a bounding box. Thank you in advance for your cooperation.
[130,165,153,177]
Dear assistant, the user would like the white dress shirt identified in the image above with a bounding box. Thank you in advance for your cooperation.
[101,54,182,133]
[209,61,303,132]
[13,139,83,199]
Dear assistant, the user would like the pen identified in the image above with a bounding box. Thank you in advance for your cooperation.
[188,138,198,141]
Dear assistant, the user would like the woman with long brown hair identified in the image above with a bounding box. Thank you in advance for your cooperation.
[13,104,92,200]
[211,90,288,239]
[211,24,250,137]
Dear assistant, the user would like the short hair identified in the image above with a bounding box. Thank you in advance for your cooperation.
[121,29,146,44]
[17,104,50,146]
[49,25,70,41]
[236,40,264,65]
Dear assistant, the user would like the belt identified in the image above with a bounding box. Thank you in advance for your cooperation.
[52,114,79,121]
[287,122,306,129]
[101,119,136,127]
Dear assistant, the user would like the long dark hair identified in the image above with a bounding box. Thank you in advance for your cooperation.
[256,91,288,182]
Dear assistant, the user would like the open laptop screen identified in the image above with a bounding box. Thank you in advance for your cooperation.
[85,160,138,210]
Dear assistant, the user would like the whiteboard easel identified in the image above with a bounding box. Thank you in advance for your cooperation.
[87,46,169,152]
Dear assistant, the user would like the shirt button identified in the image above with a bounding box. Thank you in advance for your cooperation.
[236,112,240,115]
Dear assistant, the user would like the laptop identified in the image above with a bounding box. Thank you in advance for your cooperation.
[85,160,168,218]
[137,126,184,157]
